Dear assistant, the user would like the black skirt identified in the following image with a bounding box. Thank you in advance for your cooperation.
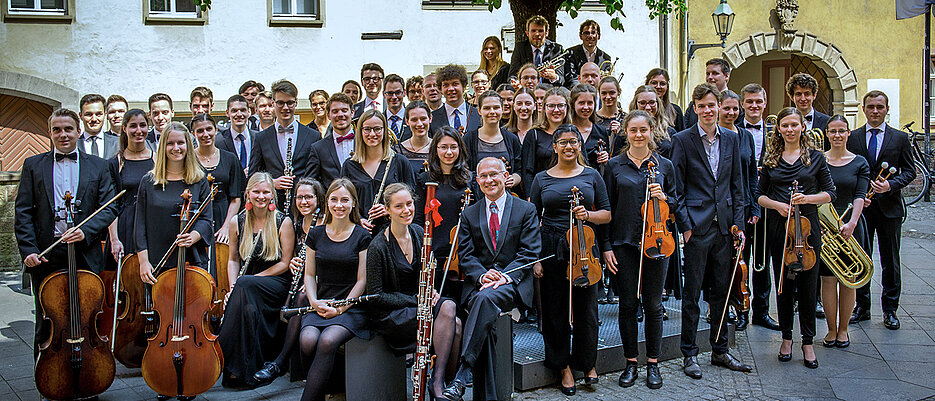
[218,274,290,384]
[302,305,371,339]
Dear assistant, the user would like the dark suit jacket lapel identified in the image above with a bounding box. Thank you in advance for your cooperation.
[76,153,92,201]
[853,127,869,158]
[716,127,730,183]
[688,126,715,180]
[296,125,312,158]
[880,125,896,157]
[478,201,496,255]
[267,130,285,171]
[324,128,340,167]
[41,152,55,209]
[494,195,513,257]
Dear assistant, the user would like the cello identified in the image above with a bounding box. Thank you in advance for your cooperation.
[779,180,816,294]
[35,191,116,400]
[141,189,223,398]
[566,186,602,287]
[112,252,154,368]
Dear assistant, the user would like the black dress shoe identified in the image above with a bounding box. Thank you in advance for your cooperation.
[735,313,749,331]
[683,356,702,379]
[711,352,752,372]
[253,362,281,386]
[440,380,466,401]
[156,396,172,401]
[526,309,539,323]
[752,314,781,331]
[802,346,819,369]
[850,306,870,324]
[618,363,638,388]
[560,383,576,395]
[645,363,662,389]
[884,311,900,330]
[822,338,836,348]
[816,301,825,319]
[583,375,598,386]
[835,339,850,348]
[637,306,644,322]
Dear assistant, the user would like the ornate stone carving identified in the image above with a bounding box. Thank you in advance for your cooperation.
[776,0,799,50]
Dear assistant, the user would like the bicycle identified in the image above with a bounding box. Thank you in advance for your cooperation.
[901,122,932,206]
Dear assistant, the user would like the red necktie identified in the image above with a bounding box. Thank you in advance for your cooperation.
[489,203,499,250]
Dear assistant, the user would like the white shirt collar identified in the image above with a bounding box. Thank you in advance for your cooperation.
[743,116,763,128]
[445,101,466,118]
[387,107,405,121]
[365,95,384,110]
[231,125,247,137]
[485,191,507,214]
[867,122,886,132]
[274,119,298,133]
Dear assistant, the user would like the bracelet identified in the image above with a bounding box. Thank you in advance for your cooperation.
[585,210,590,221]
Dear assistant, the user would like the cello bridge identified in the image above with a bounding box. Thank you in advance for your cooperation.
[66,337,85,344]
[170,335,190,342]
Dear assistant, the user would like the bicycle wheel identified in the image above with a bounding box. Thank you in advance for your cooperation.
[903,159,930,206]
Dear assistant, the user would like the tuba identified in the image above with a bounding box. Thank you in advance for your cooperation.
[817,204,873,289]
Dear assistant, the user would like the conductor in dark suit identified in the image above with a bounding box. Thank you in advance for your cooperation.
[671,84,751,379]
[846,90,916,330]
[216,94,258,171]
[441,157,541,401]
[563,20,613,89]
[248,79,322,209]
[309,93,356,189]
[508,15,565,87]
[15,108,118,357]
[429,64,482,135]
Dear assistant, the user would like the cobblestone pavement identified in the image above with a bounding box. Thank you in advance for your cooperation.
[2,234,934,400]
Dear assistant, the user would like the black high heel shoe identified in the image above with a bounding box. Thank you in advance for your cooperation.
[778,341,793,362]
[822,338,836,348]
[802,345,819,369]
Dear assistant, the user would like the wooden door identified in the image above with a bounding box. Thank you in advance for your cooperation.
[0,94,53,171]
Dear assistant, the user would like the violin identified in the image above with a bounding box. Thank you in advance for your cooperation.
[113,253,155,368]
[142,189,223,398]
[444,188,472,281]
[35,191,116,400]
[641,161,675,259]
[780,181,816,292]
[730,225,750,313]
[499,156,521,198]
[596,139,607,175]
[566,186,602,287]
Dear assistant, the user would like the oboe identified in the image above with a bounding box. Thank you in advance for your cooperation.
[283,137,294,213]
[412,182,439,401]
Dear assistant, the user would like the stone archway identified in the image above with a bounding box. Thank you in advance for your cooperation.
[0,71,78,172]
[721,31,860,125]
[0,70,78,110]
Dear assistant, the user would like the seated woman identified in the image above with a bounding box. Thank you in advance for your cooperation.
[366,183,462,398]
[298,178,372,401]
[219,172,295,388]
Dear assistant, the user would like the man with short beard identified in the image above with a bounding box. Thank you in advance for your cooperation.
[353,63,386,119]
[309,93,356,189]
[508,15,565,87]
[216,94,257,171]
[423,73,443,111]
[429,64,482,135]
[564,20,612,88]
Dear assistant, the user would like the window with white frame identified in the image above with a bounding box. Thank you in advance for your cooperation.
[148,0,198,17]
[269,0,321,27]
[7,0,66,15]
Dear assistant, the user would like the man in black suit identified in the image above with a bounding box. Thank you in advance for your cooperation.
[563,20,613,88]
[353,63,386,119]
[684,59,742,128]
[15,108,118,357]
[383,74,409,143]
[77,94,119,160]
[429,64,482,136]
[672,83,752,379]
[216,94,257,172]
[248,79,322,210]
[441,157,541,401]
[103,94,128,139]
[787,73,830,135]
[238,80,265,132]
[847,90,916,330]
[309,93,355,189]
[146,92,175,145]
[508,15,565,87]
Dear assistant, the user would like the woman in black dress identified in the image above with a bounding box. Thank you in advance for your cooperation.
[219,172,295,388]
[756,107,836,368]
[136,122,214,285]
[107,109,154,263]
[393,101,433,173]
[602,111,676,389]
[505,88,537,146]
[628,85,674,158]
[522,87,571,194]
[367,183,462,398]
[821,115,870,349]
[252,178,326,385]
[462,91,522,191]
[596,76,625,150]
[341,109,416,232]
[192,114,246,275]
[479,35,510,91]
[570,84,610,168]
[529,124,611,395]
[645,68,684,132]
[298,178,372,401]
[414,127,478,303]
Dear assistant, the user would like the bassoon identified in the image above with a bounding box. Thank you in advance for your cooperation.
[412,182,440,401]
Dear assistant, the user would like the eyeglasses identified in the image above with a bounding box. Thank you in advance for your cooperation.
[310,101,327,108]
[556,139,579,147]
[472,79,490,86]
[296,195,317,201]
[275,100,297,108]
[477,172,505,180]
[362,126,384,133]
[545,103,567,110]
[438,144,459,152]
[385,90,404,98]
[362,76,383,83]
[637,100,657,107]
[581,30,599,37]
[827,129,849,135]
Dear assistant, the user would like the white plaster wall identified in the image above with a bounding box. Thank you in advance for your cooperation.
[0,0,661,107]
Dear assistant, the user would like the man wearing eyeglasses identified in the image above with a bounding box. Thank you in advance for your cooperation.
[248,79,322,210]
[564,20,613,89]
[383,74,410,143]
[353,63,386,119]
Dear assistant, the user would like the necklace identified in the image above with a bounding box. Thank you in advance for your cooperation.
[627,150,650,165]
[406,139,430,153]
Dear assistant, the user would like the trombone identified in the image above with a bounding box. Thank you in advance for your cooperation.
[599,57,619,79]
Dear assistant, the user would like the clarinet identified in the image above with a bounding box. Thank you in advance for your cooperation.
[238,228,265,278]
[282,137,294,213]
[282,210,319,317]
[279,294,378,319]
[412,182,439,401]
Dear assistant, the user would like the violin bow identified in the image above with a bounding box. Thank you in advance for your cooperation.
[715,226,745,342]
[154,186,219,272]
[38,189,127,259]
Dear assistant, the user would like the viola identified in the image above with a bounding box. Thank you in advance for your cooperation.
[641,161,675,259]
[35,191,116,400]
[113,253,155,368]
[782,180,816,280]
[730,225,750,313]
[206,175,228,329]
[499,157,522,198]
[444,188,472,281]
[566,186,602,287]
[141,189,223,398]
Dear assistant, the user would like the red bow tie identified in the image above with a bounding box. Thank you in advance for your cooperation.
[336,132,355,144]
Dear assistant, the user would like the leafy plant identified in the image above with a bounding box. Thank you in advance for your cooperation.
[193,0,211,12]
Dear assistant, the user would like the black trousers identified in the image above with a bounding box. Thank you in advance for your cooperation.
[614,245,667,359]
[766,211,819,344]
[680,224,731,357]
[746,217,773,317]
[460,284,518,400]
[540,256,599,372]
[856,207,902,312]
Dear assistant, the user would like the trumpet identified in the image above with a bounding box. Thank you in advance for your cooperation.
[818,204,873,289]
[536,50,570,73]
[599,57,619,79]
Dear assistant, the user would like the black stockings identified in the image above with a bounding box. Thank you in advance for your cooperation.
[272,291,308,367]
[431,300,462,395]
[299,325,353,401]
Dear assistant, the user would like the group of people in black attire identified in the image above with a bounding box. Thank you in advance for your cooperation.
[15,14,918,401]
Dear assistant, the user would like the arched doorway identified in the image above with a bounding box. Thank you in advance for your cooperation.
[0,70,77,172]
[721,31,860,125]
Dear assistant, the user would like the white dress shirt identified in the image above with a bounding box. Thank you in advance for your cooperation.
[743,117,765,162]
[484,191,507,235]
[81,132,103,158]
[804,108,815,131]
[231,126,252,165]
[444,101,468,128]
[865,122,887,161]
[364,95,384,112]
[274,120,299,165]
[332,128,355,167]
[52,150,80,236]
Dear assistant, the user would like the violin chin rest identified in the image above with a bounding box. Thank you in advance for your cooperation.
[573,275,591,287]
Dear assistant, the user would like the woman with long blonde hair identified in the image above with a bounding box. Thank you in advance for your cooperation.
[219,172,296,388]
[480,36,510,90]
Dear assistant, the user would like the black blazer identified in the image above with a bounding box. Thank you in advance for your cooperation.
[457,195,541,308]
[216,127,258,165]
[670,125,745,236]
[508,39,565,87]
[684,102,745,130]
[308,127,348,189]
[15,151,118,277]
[248,123,322,179]
[809,111,831,132]
[730,125,761,220]
[353,98,387,120]
[563,44,612,88]
[846,124,916,218]
[429,103,482,136]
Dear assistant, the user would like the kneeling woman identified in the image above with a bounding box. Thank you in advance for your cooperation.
[366,183,462,398]
[219,172,295,388]
[298,178,372,401]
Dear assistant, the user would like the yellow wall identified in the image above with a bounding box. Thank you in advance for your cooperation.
[683,0,926,127]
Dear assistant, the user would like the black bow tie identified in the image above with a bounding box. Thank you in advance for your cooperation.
[805,115,813,121]
[744,122,760,129]
[55,152,78,162]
